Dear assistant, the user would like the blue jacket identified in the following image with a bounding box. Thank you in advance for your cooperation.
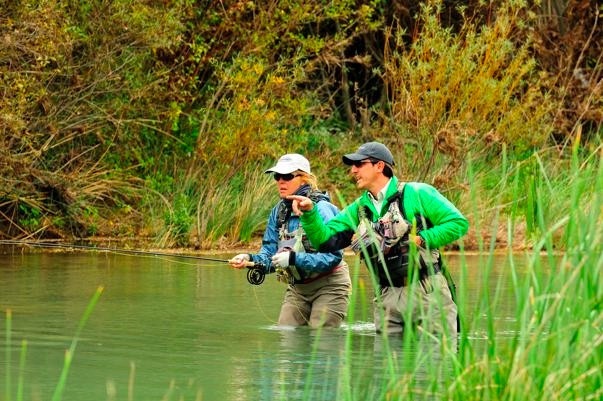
[250,188,343,275]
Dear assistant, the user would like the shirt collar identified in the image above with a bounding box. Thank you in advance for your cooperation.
[368,179,391,202]
[368,179,392,215]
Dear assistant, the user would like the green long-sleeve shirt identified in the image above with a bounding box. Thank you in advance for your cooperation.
[300,176,469,251]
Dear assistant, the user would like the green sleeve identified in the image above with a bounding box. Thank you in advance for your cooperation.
[405,183,469,249]
[300,201,360,249]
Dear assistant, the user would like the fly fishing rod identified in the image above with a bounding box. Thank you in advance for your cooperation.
[0,239,267,285]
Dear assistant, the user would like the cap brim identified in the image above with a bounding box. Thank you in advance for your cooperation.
[342,153,368,165]
[264,165,297,174]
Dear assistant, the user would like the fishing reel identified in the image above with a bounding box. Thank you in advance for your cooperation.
[246,263,266,285]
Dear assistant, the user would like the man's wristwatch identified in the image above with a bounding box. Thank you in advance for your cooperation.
[417,235,425,247]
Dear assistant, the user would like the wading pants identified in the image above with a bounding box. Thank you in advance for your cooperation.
[374,272,457,337]
[278,262,351,328]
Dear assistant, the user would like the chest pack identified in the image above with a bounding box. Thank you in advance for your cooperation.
[353,184,440,288]
[276,189,327,253]
[274,189,333,284]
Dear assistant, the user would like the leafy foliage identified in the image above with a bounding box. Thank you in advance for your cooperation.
[0,0,599,248]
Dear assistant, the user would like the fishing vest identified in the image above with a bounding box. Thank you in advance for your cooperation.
[275,190,338,284]
[353,184,440,287]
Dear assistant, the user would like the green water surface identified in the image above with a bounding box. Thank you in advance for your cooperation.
[0,251,521,401]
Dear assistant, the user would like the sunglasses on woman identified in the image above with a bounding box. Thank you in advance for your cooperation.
[273,173,299,182]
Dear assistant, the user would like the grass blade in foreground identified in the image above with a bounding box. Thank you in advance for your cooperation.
[5,309,11,401]
[51,286,104,401]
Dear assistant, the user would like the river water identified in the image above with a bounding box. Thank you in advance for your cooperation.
[0,250,525,401]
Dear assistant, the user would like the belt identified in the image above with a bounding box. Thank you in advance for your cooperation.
[379,263,440,288]
[297,264,342,285]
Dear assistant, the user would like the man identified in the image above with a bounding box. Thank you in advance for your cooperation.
[289,142,468,336]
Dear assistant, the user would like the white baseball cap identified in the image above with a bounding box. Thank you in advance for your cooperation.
[265,154,311,174]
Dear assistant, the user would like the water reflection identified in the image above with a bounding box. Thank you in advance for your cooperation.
[225,322,459,401]
[228,326,348,400]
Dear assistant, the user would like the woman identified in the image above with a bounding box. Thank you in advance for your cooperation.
[229,153,351,328]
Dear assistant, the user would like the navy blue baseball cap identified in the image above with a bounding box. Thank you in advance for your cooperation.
[342,142,395,166]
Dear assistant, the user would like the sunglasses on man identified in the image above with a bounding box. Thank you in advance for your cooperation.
[349,159,379,168]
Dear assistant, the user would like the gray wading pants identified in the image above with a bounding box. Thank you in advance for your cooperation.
[278,262,351,328]
[374,272,457,337]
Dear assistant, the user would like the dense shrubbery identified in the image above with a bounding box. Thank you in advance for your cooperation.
[0,0,600,248]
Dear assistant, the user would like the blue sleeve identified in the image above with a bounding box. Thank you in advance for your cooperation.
[250,205,279,273]
[293,200,343,273]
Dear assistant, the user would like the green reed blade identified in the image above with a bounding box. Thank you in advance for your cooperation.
[5,309,11,401]
[51,286,104,401]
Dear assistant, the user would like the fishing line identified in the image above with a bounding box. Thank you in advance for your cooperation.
[0,239,266,284]
[250,285,278,325]
[1,239,287,325]
[0,239,233,263]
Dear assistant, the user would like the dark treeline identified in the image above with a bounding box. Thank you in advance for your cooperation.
[0,0,600,246]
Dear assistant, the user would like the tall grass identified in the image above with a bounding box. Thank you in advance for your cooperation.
[192,167,275,248]
[3,286,103,401]
[142,165,276,248]
[3,147,600,400]
[331,146,602,400]
[274,143,601,400]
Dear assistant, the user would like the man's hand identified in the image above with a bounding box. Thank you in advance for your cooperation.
[409,234,424,248]
[287,195,314,216]
[229,253,251,269]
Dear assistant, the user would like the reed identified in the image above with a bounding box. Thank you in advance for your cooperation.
[2,152,600,400]
[328,147,602,400]
[3,287,104,401]
[140,165,275,248]
[2,311,28,401]
[50,286,104,401]
[4,309,10,401]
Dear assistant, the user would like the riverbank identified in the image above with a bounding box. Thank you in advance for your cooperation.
[0,220,533,257]
[0,210,546,258]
